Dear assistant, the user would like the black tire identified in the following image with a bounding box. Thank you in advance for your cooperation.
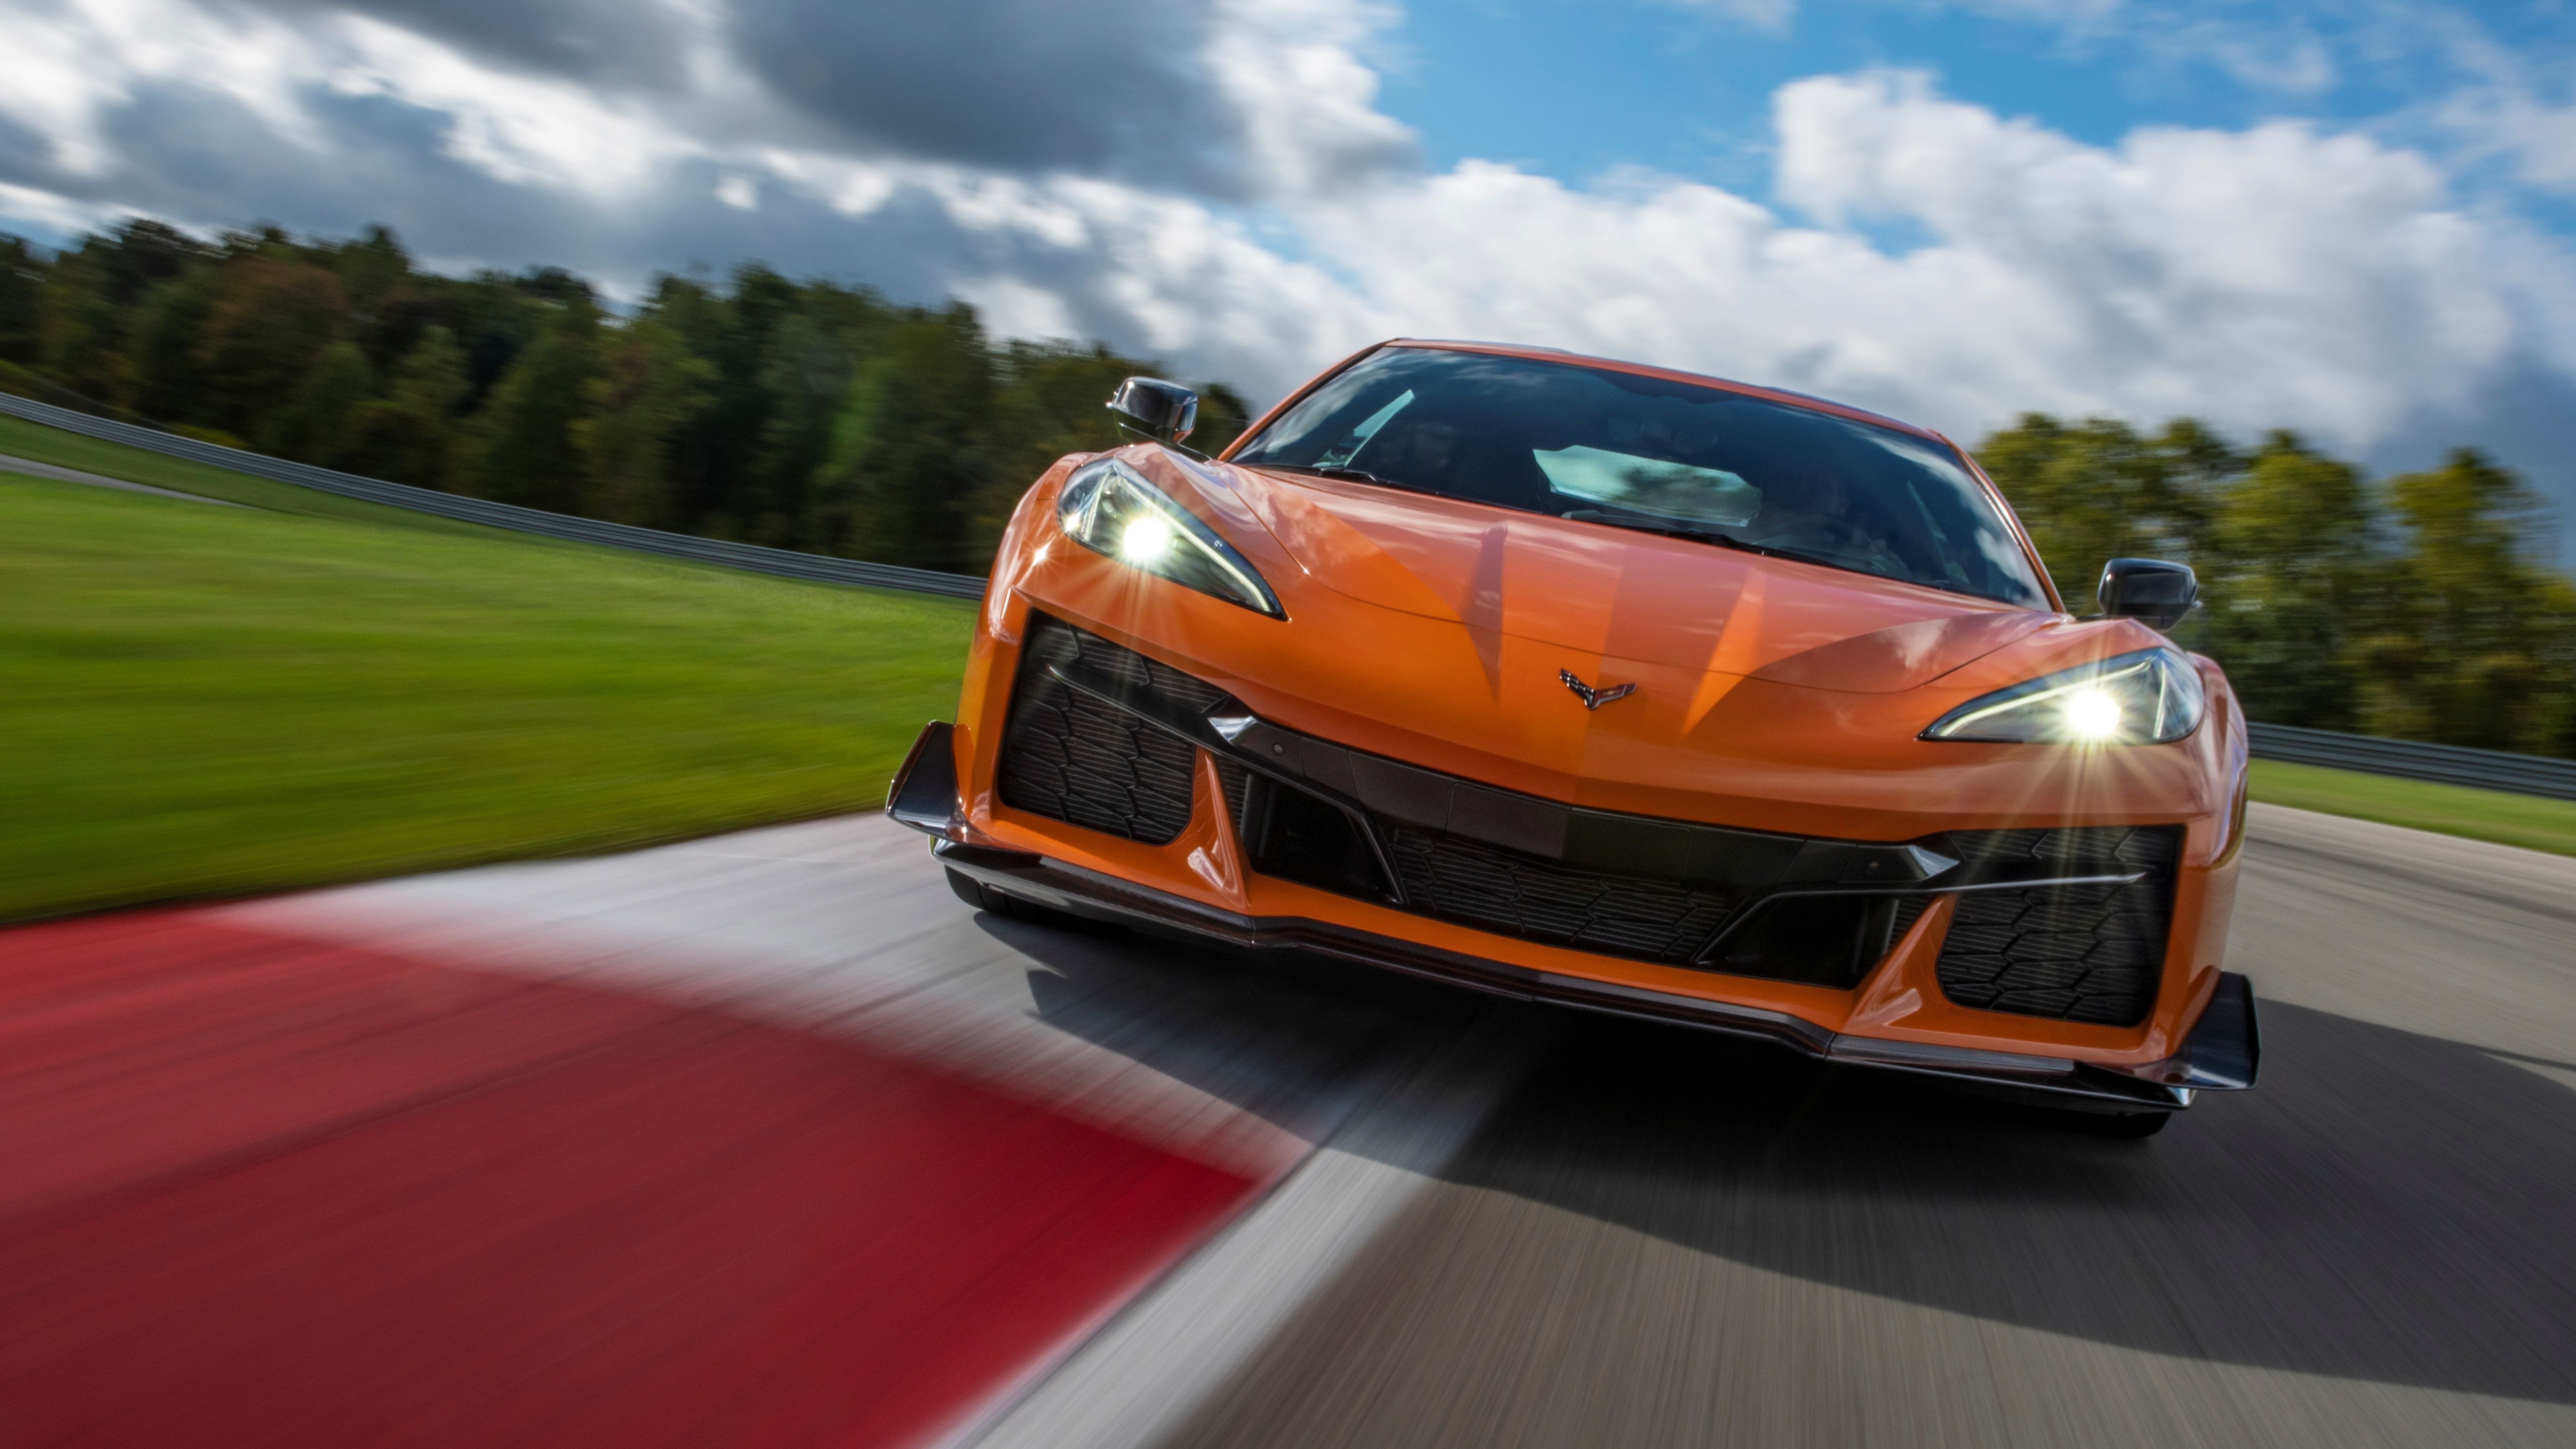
[943,867,1117,932]
[2068,1110,2171,1138]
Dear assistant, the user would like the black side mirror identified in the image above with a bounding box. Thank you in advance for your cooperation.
[2097,557,2199,631]
[1107,377,1198,444]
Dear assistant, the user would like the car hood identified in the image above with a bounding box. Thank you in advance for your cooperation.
[1227,463,2055,692]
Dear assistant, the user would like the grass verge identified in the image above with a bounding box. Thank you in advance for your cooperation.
[2,472,974,922]
[2248,759,2576,858]
[0,411,496,534]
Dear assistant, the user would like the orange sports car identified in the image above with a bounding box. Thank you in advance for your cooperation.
[888,340,2257,1135]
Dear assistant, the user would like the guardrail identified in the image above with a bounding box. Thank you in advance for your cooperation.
[0,389,990,600]
[15,386,2576,801]
[2248,721,2576,802]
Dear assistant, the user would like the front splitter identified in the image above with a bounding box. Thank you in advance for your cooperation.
[928,838,2259,1116]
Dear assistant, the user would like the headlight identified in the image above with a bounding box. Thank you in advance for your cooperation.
[1922,647,2205,744]
[1058,457,1283,618]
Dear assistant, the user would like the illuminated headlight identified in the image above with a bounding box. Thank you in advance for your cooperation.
[1922,647,2206,745]
[1058,458,1283,618]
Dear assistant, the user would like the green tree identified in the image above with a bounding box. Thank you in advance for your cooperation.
[2363,450,2567,750]
[1971,415,2227,607]
[193,256,348,437]
[90,218,212,306]
[975,340,1145,551]
[812,305,995,569]
[36,250,131,408]
[342,326,470,487]
[455,298,603,511]
[128,268,224,424]
[746,311,852,546]
[577,319,716,527]
[324,224,415,318]
[2197,432,2374,729]
[1194,381,1253,457]
[0,235,44,365]
[265,339,379,466]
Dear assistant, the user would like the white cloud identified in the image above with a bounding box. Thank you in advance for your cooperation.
[2480,97,2576,192]
[0,178,115,234]
[2434,25,2576,197]
[328,16,701,197]
[1294,69,2570,454]
[0,0,2571,480]
[1655,0,1801,35]
[1204,0,1418,199]
[2198,26,2336,96]
[0,0,322,172]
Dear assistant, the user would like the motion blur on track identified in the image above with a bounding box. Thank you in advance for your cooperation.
[7,805,2570,1448]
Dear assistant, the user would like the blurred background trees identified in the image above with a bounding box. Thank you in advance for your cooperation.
[2,217,2569,756]
[0,218,1240,576]
[1978,416,2575,756]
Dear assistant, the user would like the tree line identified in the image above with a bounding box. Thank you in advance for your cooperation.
[1981,417,2576,756]
[0,218,1246,573]
[2,218,2570,756]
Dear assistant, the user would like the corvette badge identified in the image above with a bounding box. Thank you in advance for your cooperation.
[1559,669,1637,710]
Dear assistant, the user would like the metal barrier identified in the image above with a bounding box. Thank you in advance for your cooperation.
[2249,721,2576,802]
[0,389,991,600]
[16,386,2576,799]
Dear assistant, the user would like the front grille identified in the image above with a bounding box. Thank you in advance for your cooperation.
[995,617,1221,846]
[1382,823,1737,965]
[1933,827,2181,1026]
[996,616,2183,1009]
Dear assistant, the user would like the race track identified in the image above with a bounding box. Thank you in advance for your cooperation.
[7,803,2572,1447]
[1030,804,2576,1449]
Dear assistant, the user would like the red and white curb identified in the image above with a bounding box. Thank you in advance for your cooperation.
[0,816,1529,1448]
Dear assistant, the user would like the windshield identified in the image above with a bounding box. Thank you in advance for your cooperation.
[1231,347,2050,608]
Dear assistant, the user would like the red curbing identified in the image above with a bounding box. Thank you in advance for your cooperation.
[0,910,1275,1448]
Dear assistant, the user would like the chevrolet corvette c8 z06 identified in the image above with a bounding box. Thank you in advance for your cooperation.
[888,340,2257,1135]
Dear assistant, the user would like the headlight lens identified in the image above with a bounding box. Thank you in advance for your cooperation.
[1058,457,1283,618]
[1922,647,2206,744]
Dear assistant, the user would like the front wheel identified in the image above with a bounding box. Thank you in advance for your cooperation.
[943,867,1119,933]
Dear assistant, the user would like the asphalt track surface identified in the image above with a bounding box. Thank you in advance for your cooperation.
[8,802,2574,1446]
[989,802,2576,1449]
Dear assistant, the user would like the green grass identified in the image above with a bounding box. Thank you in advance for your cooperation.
[2,472,973,922]
[0,411,496,535]
[2249,759,2576,858]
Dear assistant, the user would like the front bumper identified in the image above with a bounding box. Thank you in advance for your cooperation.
[891,720,2259,1114]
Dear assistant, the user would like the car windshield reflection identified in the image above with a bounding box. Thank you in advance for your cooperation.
[1232,346,2049,608]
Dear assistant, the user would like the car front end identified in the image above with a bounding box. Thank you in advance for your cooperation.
[889,343,2257,1124]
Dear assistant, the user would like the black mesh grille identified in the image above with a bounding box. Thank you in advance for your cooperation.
[1382,824,1737,965]
[1216,761,1252,832]
[1890,894,1933,945]
[1933,826,2182,1026]
[995,617,1215,846]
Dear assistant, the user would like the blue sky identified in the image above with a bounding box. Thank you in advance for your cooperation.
[1378,1,2574,207]
[3,0,2575,537]
[1359,0,2576,526]
[1401,0,2576,261]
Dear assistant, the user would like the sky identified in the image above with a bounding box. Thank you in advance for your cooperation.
[4,0,2576,542]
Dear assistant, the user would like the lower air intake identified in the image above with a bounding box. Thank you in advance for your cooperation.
[1381,823,1738,966]
[994,616,1218,847]
[1933,826,2182,1027]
